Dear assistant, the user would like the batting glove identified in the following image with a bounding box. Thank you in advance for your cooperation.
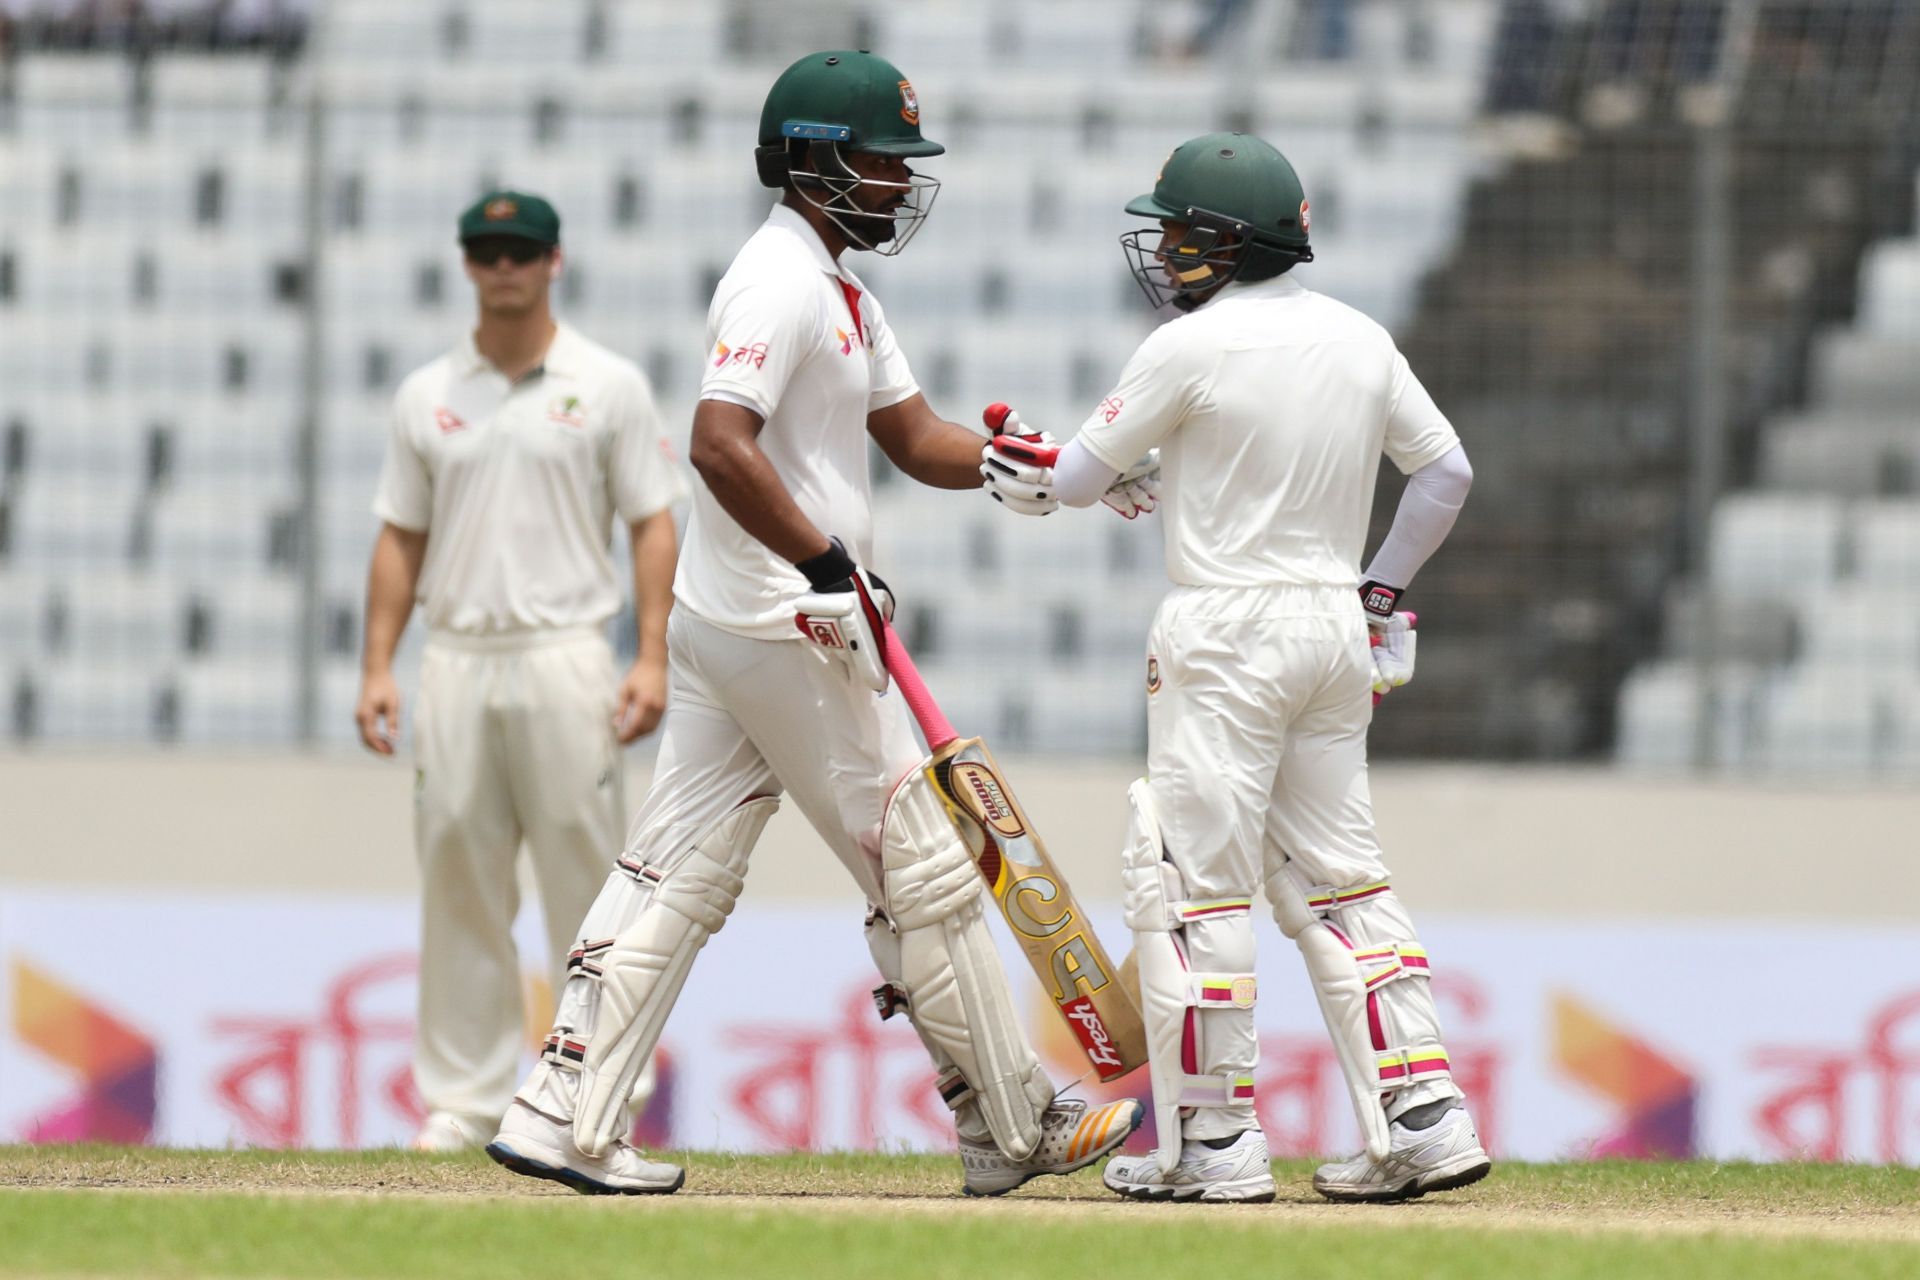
[979,403,1061,516]
[1360,580,1418,702]
[1102,449,1161,520]
[794,536,895,693]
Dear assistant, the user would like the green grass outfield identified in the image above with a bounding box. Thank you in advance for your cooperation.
[2,1147,1916,1279]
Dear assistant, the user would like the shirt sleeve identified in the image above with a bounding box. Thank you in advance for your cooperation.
[699,278,815,420]
[1071,325,1200,473]
[863,292,920,413]
[609,367,691,523]
[1382,351,1460,475]
[370,387,431,531]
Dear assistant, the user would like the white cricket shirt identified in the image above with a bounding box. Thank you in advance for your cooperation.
[373,322,689,635]
[1074,274,1459,589]
[676,202,920,638]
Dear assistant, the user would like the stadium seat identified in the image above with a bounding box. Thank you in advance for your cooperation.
[175,658,300,744]
[1757,665,1883,776]
[1760,416,1918,497]
[1857,239,1920,339]
[1706,493,1845,602]
[31,663,171,742]
[11,55,133,146]
[1855,501,1920,589]
[147,54,278,145]
[1808,331,1920,411]
[1798,582,1920,672]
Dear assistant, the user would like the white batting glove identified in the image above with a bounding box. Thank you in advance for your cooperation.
[1102,449,1161,520]
[979,403,1061,517]
[1360,581,1417,702]
[794,536,896,693]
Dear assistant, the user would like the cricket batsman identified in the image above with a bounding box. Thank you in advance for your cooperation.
[485,50,1141,1196]
[356,191,686,1150]
[981,133,1488,1203]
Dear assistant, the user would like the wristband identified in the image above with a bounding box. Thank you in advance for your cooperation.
[1359,580,1402,622]
[796,536,857,591]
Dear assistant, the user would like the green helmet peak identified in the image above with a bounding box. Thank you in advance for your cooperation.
[1120,132,1314,309]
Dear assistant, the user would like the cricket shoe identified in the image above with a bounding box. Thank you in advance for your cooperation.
[1312,1100,1490,1203]
[410,1111,491,1153]
[960,1098,1145,1197]
[1102,1128,1276,1203]
[485,1099,684,1196]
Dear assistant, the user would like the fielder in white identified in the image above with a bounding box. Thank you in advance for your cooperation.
[983,133,1488,1203]
[356,190,687,1151]
[484,51,1142,1197]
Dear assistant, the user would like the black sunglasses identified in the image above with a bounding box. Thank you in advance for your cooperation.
[463,236,550,265]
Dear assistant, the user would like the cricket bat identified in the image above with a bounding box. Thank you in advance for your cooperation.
[879,622,1147,1082]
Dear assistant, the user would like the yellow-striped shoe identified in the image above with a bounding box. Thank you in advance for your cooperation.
[960,1098,1145,1197]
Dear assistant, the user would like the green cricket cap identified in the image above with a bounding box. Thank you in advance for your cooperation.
[457,190,560,246]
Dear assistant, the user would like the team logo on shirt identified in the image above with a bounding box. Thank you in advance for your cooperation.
[714,340,770,369]
[1146,655,1161,694]
[898,79,920,126]
[834,327,857,356]
[547,394,586,427]
[1099,396,1124,424]
[434,407,466,434]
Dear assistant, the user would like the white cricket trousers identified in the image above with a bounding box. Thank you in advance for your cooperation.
[412,626,624,1130]
[1145,584,1458,1141]
[624,608,923,906]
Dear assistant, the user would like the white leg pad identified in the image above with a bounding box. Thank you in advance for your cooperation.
[531,796,777,1157]
[1266,866,1453,1162]
[882,766,1052,1160]
[1121,781,1258,1174]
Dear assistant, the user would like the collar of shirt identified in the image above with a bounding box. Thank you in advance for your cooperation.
[765,201,845,278]
[1216,273,1307,305]
[453,321,584,382]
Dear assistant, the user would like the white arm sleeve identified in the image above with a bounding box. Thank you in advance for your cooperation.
[1051,439,1122,508]
[1361,444,1473,589]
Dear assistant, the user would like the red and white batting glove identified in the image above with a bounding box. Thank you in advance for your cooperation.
[1360,580,1418,703]
[794,536,896,693]
[979,403,1061,517]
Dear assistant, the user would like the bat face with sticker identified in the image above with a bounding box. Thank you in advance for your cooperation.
[878,617,1148,1081]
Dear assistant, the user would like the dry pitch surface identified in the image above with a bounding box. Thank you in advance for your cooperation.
[3,1146,1917,1279]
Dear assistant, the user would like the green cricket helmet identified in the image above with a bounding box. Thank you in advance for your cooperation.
[1121,132,1314,310]
[755,50,943,256]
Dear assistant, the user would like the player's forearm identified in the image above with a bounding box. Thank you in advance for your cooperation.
[1362,444,1473,588]
[362,523,426,674]
[897,420,993,489]
[628,510,677,664]
[868,393,989,490]
[1051,440,1122,508]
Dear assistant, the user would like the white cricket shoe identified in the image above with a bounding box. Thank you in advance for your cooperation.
[410,1111,490,1152]
[485,1099,684,1196]
[1312,1101,1491,1203]
[1102,1128,1276,1203]
[960,1097,1145,1197]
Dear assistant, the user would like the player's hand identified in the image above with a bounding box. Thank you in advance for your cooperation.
[794,535,895,693]
[355,669,403,755]
[614,655,668,744]
[1102,449,1161,520]
[1360,581,1418,703]
[979,403,1060,516]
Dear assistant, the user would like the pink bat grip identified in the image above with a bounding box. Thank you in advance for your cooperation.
[880,623,958,751]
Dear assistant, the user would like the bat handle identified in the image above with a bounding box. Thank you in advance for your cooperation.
[880,623,959,752]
